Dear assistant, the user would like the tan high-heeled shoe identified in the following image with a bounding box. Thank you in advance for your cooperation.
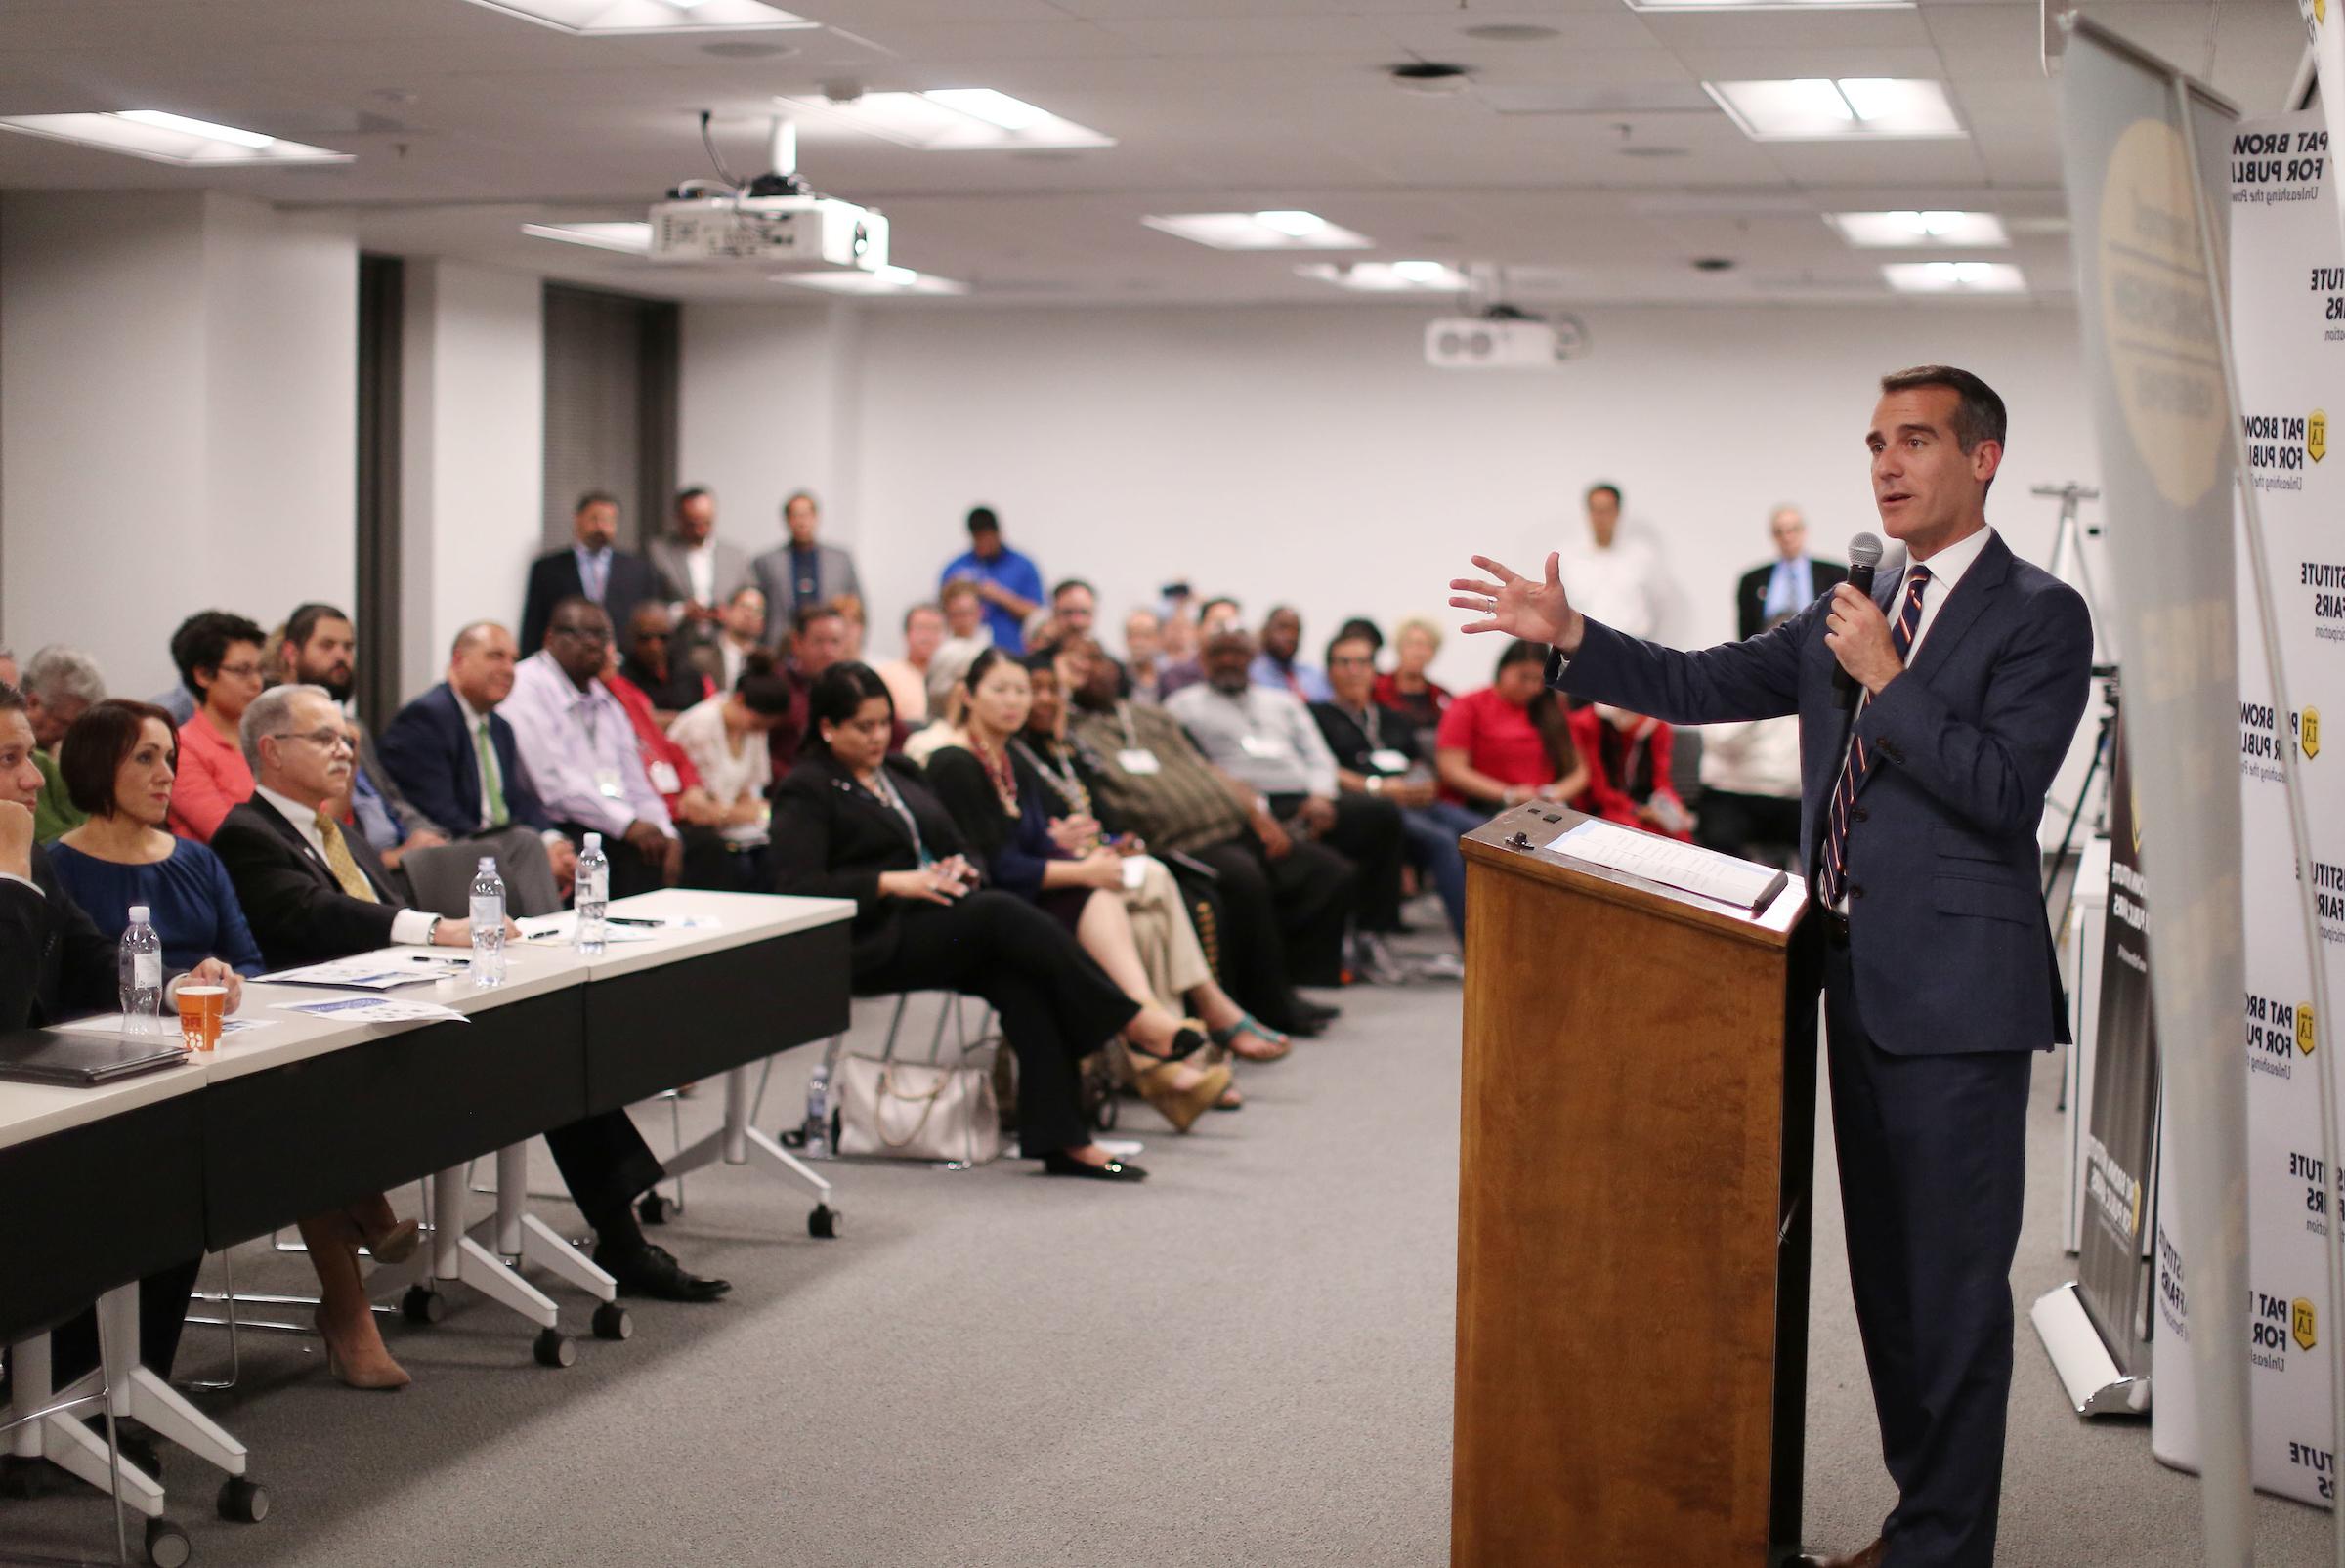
[313,1308,411,1392]
[1134,1057,1233,1133]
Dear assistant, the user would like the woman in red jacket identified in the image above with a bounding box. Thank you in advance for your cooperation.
[1567,702,1693,841]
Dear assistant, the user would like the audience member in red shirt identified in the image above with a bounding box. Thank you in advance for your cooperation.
[602,651,746,888]
[1568,703,1692,841]
[1433,639,1588,814]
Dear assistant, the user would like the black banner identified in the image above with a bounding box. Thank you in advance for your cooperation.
[2080,714,2159,1377]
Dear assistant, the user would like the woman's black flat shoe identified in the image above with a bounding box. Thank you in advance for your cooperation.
[1042,1151,1150,1182]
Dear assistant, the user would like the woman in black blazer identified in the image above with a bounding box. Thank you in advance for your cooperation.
[769,663,1222,1181]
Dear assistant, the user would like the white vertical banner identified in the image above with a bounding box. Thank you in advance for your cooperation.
[2058,21,2256,1559]
[2226,106,2345,1510]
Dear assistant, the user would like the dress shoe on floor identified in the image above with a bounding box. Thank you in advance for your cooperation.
[1041,1150,1149,1182]
[357,1216,421,1265]
[595,1241,732,1302]
[1800,1538,1886,1568]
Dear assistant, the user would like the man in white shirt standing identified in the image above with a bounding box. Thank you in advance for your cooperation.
[1556,482,1671,643]
[650,487,753,666]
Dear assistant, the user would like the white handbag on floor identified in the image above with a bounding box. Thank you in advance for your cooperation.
[835,1045,1002,1165]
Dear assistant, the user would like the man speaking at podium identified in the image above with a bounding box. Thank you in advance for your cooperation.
[1451,366,2092,1568]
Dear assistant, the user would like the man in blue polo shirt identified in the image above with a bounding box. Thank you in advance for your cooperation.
[939,506,1044,655]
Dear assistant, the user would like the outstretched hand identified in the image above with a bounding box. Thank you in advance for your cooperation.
[1449,554,1585,653]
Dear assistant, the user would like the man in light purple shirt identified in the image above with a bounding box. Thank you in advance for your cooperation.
[502,596,682,895]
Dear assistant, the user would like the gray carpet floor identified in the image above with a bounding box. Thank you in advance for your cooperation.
[6,914,2335,1566]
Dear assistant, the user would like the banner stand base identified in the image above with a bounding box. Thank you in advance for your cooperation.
[2031,1282,2150,1417]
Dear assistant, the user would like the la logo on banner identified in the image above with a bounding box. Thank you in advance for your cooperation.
[2304,706,2324,761]
[2301,1002,2319,1058]
[2313,409,2329,464]
[2296,1297,2320,1354]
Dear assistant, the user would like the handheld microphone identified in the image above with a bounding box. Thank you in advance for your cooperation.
[1834,532,1885,710]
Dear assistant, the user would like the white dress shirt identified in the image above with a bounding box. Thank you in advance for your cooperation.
[1165,681,1340,799]
[1559,535,1667,642]
[253,784,438,946]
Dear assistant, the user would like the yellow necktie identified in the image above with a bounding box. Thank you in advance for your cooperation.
[314,811,379,904]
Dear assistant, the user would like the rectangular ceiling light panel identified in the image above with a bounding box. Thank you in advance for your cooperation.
[0,112,351,165]
[522,222,655,254]
[1628,0,1909,10]
[1827,210,2009,248]
[781,265,968,295]
[778,92,1113,150]
[1142,212,1373,251]
[458,0,815,34]
[1297,261,1466,292]
[1705,78,1961,140]
[1882,261,2025,294]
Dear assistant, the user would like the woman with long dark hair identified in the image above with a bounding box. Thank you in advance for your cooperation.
[769,663,1228,1179]
[1432,638,1589,819]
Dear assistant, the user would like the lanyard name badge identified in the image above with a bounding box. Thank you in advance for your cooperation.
[872,769,934,868]
[1115,703,1160,775]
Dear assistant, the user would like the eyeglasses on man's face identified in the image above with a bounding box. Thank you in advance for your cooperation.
[274,728,355,753]
[550,624,612,645]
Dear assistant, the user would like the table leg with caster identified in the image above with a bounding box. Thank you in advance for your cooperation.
[68,1285,271,1524]
[412,1166,575,1368]
[476,1144,629,1341]
[663,1062,841,1239]
[3,1331,175,1553]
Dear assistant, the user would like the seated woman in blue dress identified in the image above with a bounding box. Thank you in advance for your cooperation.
[52,700,421,1391]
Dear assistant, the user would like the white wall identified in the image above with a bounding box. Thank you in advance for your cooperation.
[678,300,862,567]
[399,260,544,698]
[0,191,355,698]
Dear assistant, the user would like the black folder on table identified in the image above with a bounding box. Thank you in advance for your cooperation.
[0,1033,188,1086]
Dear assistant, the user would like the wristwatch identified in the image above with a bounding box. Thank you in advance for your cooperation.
[1365,775,1384,794]
[424,915,444,944]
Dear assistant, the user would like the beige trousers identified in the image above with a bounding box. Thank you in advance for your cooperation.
[1121,854,1212,1008]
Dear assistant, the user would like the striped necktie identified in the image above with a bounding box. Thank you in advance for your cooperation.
[1817,565,1932,911]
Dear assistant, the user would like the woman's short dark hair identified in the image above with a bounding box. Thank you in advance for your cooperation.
[170,611,266,695]
[733,648,795,717]
[1497,639,1579,781]
[804,662,893,754]
[1335,616,1384,655]
[60,699,179,817]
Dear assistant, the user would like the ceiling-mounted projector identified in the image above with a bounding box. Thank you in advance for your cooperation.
[648,111,887,274]
[648,195,886,271]
[1424,307,1589,371]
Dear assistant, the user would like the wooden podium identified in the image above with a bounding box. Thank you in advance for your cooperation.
[1451,805,1815,1566]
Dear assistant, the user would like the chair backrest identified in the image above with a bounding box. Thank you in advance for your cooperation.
[1669,726,1703,804]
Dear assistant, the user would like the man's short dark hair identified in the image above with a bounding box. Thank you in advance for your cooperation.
[284,602,350,651]
[966,506,1001,534]
[1878,364,2008,456]
[1198,595,1240,621]
[1051,578,1094,603]
[171,611,267,693]
[784,490,818,515]
[794,603,845,635]
[0,681,24,716]
[548,594,606,629]
[675,485,711,509]
[1325,631,1378,668]
[60,699,179,817]
[576,489,618,515]
[1585,482,1622,507]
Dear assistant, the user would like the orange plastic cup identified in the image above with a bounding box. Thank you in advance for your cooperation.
[176,985,228,1052]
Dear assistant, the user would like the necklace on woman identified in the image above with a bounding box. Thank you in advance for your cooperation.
[971,733,1020,816]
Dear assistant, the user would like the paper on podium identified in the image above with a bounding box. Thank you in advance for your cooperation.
[1546,820,1789,915]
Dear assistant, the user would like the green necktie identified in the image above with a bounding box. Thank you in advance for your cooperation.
[476,718,510,828]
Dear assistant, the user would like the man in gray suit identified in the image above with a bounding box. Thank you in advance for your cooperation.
[750,489,862,650]
[1453,365,2092,1568]
[648,486,753,669]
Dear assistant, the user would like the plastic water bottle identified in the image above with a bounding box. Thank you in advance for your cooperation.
[468,857,506,988]
[118,905,163,1036]
[804,1064,831,1159]
[576,833,609,957]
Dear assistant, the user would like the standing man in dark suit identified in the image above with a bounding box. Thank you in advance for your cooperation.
[647,486,752,669]
[376,620,578,904]
[1736,504,1850,641]
[519,490,660,657]
[1452,366,2093,1568]
[749,490,863,649]
[213,683,729,1302]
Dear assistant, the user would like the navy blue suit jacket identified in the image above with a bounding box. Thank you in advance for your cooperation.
[518,547,659,657]
[1553,529,2093,1056]
[375,682,554,839]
